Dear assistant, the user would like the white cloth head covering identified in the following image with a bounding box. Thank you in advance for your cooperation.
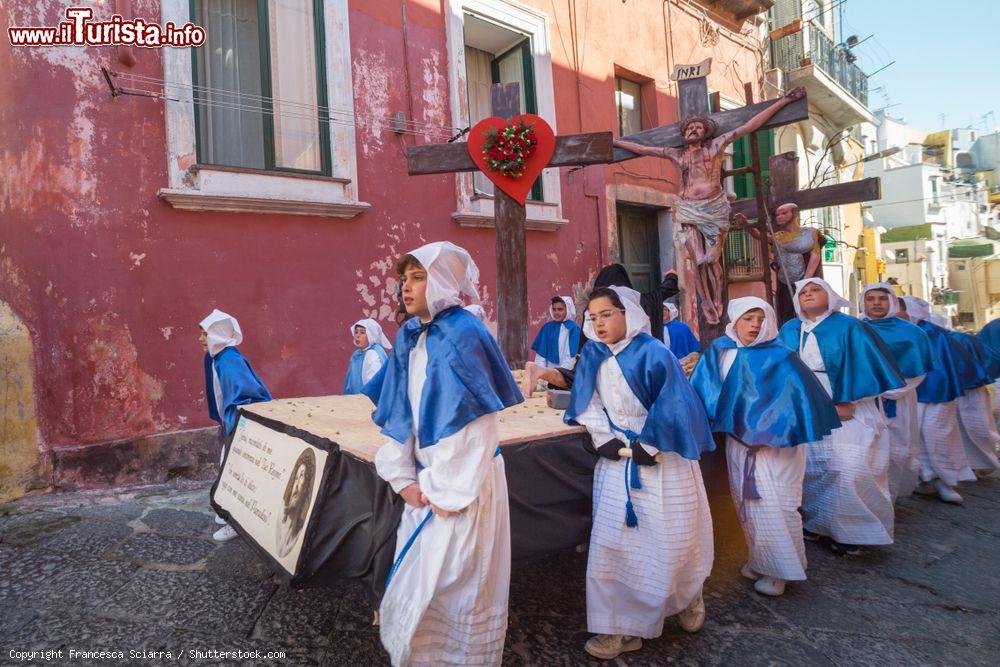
[350,318,392,350]
[583,285,650,343]
[549,295,577,321]
[662,301,679,322]
[199,309,243,357]
[407,241,480,318]
[860,282,899,319]
[930,313,951,329]
[463,304,487,321]
[793,277,852,320]
[901,296,931,323]
[725,297,778,347]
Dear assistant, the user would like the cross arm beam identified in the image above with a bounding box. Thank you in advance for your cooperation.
[407,131,614,176]
[730,177,882,219]
[611,97,809,162]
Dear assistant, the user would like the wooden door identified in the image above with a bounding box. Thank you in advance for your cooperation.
[617,206,660,293]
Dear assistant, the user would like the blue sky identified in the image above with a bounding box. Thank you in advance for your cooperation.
[840,0,1000,133]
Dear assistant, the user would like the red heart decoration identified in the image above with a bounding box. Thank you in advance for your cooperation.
[467,114,555,206]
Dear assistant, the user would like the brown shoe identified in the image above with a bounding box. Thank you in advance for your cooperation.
[584,634,642,660]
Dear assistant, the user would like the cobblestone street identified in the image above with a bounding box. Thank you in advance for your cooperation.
[1,476,998,666]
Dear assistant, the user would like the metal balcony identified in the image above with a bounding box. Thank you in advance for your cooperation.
[698,0,775,21]
[771,23,872,129]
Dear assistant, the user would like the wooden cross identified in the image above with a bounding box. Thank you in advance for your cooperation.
[613,72,809,341]
[406,83,613,367]
[613,69,880,341]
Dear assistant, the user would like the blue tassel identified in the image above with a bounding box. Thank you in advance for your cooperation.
[625,500,639,528]
[630,458,642,489]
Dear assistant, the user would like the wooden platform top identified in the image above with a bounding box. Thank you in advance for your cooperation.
[242,394,585,462]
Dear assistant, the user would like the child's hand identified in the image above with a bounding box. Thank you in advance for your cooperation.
[835,403,855,421]
[420,493,460,518]
[399,483,427,508]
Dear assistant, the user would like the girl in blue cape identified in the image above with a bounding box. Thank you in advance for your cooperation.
[692,297,838,597]
[860,284,936,502]
[777,278,904,556]
[369,242,521,667]
[564,285,714,661]
[199,309,272,542]
[900,297,977,503]
[662,301,701,361]
[530,295,582,369]
[342,318,391,395]
[941,320,1000,477]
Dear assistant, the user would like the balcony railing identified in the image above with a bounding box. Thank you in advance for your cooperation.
[772,23,868,107]
[726,229,767,282]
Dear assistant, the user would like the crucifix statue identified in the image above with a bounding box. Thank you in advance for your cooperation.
[614,85,805,328]
[406,83,613,367]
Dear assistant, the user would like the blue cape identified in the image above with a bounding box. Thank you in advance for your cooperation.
[204,347,272,435]
[365,306,523,448]
[948,330,992,390]
[913,320,966,403]
[865,317,937,380]
[977,317,1000,379]
[777,312,904,404]
[530,320,582,366]
[690,337,840,447]
[564,333,714,460]
[343,345,388,395]
[663,319,701,359]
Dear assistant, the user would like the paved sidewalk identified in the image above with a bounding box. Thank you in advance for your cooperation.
[1,476,997,666]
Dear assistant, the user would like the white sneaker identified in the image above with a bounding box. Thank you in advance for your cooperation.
[754,576,787,597]
[932,479,964,504]
[584,634,642,660]
[212,524,239,542]
[677,590,706,633]
[740,563,759,581]
[214,514,227,525]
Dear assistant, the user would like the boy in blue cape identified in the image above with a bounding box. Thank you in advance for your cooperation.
[530,295,582,369]
[343,318,392,395]
[860,284,936,501]
[368,242,521,667]
[777,278,904,556]
[944,323,1000,477]
[662,301,701,362]
[692,297,838,597]
[199,309,272,542]
[901,297,978,503]
[564,285,715,660]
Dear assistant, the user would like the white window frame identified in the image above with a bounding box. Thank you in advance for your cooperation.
[444,0,565,231]
[159,0,369,218]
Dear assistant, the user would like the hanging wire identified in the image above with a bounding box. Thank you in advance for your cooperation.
[106,69,466,140]
[113,70,462,134]
[112,77,457,139]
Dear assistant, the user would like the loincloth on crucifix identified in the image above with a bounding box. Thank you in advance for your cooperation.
[670,190,731,325]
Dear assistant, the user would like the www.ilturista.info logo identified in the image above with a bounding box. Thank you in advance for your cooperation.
[8,7,206,48]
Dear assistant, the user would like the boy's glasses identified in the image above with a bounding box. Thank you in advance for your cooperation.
[586,309,625,324]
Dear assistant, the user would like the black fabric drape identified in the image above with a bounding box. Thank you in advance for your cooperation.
[213,411,596,605]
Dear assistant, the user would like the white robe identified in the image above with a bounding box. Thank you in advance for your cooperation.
[374,332,510,666]
[797,325,894,545]
[532,323,575,369]
[991,381,1000,432]
[882,377,924,501]
[719,349,807,581]
[574,345,713,638]
[916,400,976,487]
[955,386,1000,473]
[361,347,386,385]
